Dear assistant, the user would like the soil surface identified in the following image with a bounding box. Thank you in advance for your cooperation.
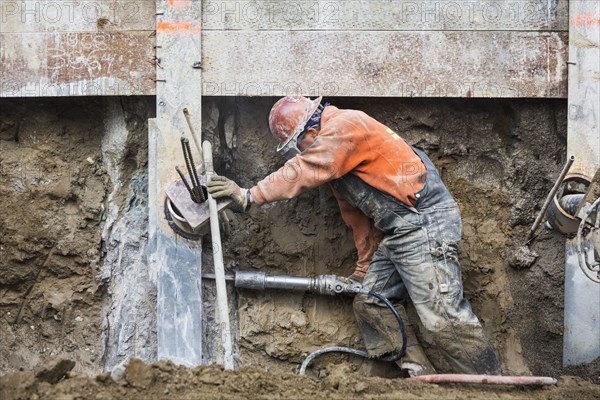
[1,358,599,400]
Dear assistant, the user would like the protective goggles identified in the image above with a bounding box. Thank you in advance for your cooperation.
[276,103,325,160]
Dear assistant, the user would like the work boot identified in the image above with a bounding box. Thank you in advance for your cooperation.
[396,355,436,377]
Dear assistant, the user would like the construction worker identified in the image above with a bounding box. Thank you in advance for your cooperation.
[207,96,501,376]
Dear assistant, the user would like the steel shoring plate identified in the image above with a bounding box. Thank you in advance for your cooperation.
[165,176,232,232]
[564,0,600,367]
[564,240,600,366]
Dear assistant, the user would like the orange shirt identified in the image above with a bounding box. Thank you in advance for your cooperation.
[250,106,427,275]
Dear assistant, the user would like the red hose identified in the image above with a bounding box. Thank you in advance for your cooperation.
[410,374,557,386]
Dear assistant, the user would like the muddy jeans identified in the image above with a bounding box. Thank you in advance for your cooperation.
[333,148,501,375]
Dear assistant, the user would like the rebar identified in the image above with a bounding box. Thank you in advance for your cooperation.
[175,166,196,202]
[183,108,202,157]
[180,137,205,203]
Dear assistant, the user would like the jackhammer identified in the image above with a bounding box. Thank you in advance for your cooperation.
[203,270,407,374]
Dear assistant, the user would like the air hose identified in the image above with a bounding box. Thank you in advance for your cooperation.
[299,291,407,375]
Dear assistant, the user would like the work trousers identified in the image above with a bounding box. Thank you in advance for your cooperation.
[334,148,501,375]
[353,200,501,374]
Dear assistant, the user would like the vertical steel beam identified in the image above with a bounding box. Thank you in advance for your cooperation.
[148,0,204,366]
[564,0,600,367]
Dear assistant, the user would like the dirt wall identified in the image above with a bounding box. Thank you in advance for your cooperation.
[201,97,594,379]
[0,98,109,374]
[1,96,597,382]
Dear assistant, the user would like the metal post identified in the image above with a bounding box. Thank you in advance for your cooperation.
[149,0,204,367]
[563,0,600,367]
[203,141,235,370]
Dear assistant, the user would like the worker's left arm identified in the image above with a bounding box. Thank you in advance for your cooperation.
[249,116,364,205]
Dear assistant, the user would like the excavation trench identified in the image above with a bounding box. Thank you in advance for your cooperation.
[1,96,599,391]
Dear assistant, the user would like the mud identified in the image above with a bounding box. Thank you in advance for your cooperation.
[1,358,599,400]
[201,97,596,379]
[0,98,109,375]
[1,96,599,389]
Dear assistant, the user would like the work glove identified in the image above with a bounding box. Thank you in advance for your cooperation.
[347,273,364,284]
[340,273,364,297]
[207,175,250,213]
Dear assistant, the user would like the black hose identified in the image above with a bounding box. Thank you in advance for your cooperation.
[299,290,408,375]
[367,291,407,362]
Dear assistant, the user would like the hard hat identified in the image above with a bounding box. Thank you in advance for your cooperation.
[268,96,322,159]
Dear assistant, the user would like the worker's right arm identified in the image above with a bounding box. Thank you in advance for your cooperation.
[331,188,383,278]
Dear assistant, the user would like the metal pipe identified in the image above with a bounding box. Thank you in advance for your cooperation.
[527,155,575,242]
[265,275,314,291]
[232,271,363,296]
[410,374,557,386]
[202,141,235,370]
[234,271,312,291]
[559,194,585,216]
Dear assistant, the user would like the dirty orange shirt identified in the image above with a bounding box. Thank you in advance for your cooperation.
[250,106,427,275]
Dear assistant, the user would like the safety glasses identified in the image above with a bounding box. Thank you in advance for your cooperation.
[276,129,308,160]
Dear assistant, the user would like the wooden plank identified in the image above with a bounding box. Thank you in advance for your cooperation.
[0,0,155,32]
[199,0,568,31]
[563,0,600,367]
[149,0,204,367]
[201,30,568,98]
[0,31,155,97]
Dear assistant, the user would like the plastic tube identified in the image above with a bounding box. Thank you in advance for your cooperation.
[410,374,557,386]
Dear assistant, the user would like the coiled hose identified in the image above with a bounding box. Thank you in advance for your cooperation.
[299,291,407,375]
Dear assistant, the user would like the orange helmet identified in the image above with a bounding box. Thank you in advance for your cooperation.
[268,96,322,159]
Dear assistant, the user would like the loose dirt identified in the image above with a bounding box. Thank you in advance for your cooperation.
[1,358,598,400]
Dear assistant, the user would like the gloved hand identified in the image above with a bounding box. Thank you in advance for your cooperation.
[344,272,365,285]
[340,273,364,297]
[207,175,250,212]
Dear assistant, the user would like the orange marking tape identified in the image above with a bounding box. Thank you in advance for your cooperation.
[156,20,201,34]
[167,0,191,10]
[570,13,600,27]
